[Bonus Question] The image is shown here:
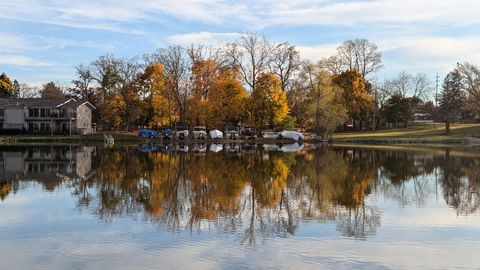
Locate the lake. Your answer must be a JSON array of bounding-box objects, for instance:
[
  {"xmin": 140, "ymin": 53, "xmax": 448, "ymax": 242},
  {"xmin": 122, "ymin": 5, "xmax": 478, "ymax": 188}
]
[{"xmin": 0, "ymin": 143, "xmax": 479, "ymax": 269}]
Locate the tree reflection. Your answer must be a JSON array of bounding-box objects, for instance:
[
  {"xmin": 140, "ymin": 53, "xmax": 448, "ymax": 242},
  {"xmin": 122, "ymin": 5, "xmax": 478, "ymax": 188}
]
[
  {"xmin": 437, "ymin": 150, "xmax": 480, "ymax": 215},
  {"xmin": 1, "ymin": 144, "xmax": 479, "ymax": 244}
]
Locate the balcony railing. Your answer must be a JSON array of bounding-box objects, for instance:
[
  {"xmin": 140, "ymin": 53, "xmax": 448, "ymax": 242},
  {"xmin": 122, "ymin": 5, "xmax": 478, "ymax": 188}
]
[{"xmin": 25, "ymin": 112, "xmax": 77, "ymax": 118}]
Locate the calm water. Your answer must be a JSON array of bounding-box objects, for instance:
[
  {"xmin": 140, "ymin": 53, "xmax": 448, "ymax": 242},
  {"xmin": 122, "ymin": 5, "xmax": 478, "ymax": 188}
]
[{"xmin": 0, "ymin": 143, "xmax": 479, "ymax": 270}]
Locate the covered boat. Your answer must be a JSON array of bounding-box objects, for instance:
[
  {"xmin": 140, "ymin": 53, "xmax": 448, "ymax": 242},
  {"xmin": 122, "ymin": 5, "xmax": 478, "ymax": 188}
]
[{"xmin": 209, "ymin": 129, "xmax": 223, "ymax": 139}]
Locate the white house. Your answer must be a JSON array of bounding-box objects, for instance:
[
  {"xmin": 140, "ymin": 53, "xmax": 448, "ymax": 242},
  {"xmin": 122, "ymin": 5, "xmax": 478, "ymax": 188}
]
[{"xmin": 0, "ymin": 98, "xmax": 96, "ymax": 135}]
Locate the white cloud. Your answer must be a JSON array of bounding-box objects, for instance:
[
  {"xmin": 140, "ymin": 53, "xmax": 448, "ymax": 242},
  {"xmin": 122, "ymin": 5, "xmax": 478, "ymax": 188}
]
[
  {"xmin": 1, "ymin": 0, "xmax": 480, "ymax": 31},
  {"xmin": 167, "ymin": 32, "xmax": 241, "ymax": 46},
  {"xmin": 0, "ymin": 55, "xmax": 56, "ymax": 67},
  {"xmin": 0, "ymin": 0, "xmax": 250, "ymax": 32},
  {"xmin": 1, "ymin": 0, "xmax": 479, "ymax": 83},
  {"xmin": 294, "ymin": 36, "xmax": 480, "ymax": 76},
  {"xmin": 296, "ymin": 44, "xmax": 338, "ymax": 61},
  {"xmin": 380, "ymin": 36, "xmax": 480, "ymax": 74},
  {"xmin": 261, "ymin": 0, "xmax": 480, "ymax": 27},
  {"xmin": 0, "ymin": 33, "xmax": 33, "ymax": 53}
]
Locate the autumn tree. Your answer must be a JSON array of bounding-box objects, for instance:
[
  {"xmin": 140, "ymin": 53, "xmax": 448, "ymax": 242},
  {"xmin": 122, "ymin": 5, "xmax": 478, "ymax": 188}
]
[
  {"xmin": 320, "ymin": 39, "xmax": 382, "ymax": 77},
  {"xmin": 270, "ymin": 42, "xmax": 301, "ymax": 92},
  {"xmin": 333, "ymin": 70, "xmax": 374, "ymax": 129},
  {"xmin": 385, "ymin": 72, "xmax": 431, "ymax": 99},
  {"xmin": 457, "ymin": 62, "xmax": 480, "ymax": 116},
  {"xmin": 71, "ymin": 64, "xmax": 96, "ymax": 102},
  {"xmin": 438, "ymin": 69, "xmax": 466, "ymax": 133},
  {"xmin": 0, "ymin": 72, "xmax": 14, "ymax": 98},
  {"xmin": 224, "ymin": 32, "xmax": 272, "ymax": 91},
  {"xmin": 287, "ymin": 61, "xmax": 312, "ymax": 127},
  {"xmin": 86, "ymin": 55, "xmax": 144, "ymax": 130},
  {"xmin": 208, "ymin": 69, "xmax": 248, "ymax": 127},
  {"xmin": 140, "ymin": 63, "xmax": 172, "ymax": 127},
  {"xmin": 16, "ymin": 83, "xmax": 38, "ymax": 98},
  {"xmin": 151, "ymin": 45, "xmax": 192, "ymax": 124},
  {"xmin": 111, "ymin": 57, "xmax": 143, "ymax": 130},
  {"xmin": 187, "ymin": 59, "xmax": 219, "ymax": 126},
  {"xmin": 90, "ymin": 54, "xmax": 121, "ymax": 104},
  {"xmin": 307, "ymin": 71, "xmax": 347, "ymax": 139},
  {"xmin": 249, "ymin": 73, "xmax": 289, "ymax": 129},
  {"xmin": 40, "ymin": 82, "xmax": 65, "ymax": 98}
]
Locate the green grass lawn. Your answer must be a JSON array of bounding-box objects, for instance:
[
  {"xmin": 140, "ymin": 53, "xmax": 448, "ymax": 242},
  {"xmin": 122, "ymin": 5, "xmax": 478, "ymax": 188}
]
[
  {"xmin": 332, "ymin": 123, "xmax": 480, "ymax": 144},
  {"xmin": 0, "ymin": 132, "xmax": 144, "ymax": 144}
]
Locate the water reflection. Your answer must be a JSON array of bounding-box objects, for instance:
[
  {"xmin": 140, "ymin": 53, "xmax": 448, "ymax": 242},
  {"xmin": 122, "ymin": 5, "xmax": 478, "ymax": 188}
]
[{"xmin": 0, "ymin": 144, "xmax": 479, "ymax": 243}]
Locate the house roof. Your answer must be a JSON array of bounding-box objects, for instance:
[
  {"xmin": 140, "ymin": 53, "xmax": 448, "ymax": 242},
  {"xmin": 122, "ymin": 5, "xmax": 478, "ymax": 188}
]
[{"xmin": 0, "ymin": 98, "xmax": 95, "ymax": 109}]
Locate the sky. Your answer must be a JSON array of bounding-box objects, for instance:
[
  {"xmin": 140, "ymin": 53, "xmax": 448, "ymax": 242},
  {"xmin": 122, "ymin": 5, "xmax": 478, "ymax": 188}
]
[{"xmin": 1, "ymin": 0, "xmax": 480, "ymax": 87}]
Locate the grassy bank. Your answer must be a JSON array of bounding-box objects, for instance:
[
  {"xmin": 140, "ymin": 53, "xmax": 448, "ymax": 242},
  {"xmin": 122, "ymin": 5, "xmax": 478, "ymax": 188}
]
[
  {"xmin": 0, "ymin": 132, "xmax": 145, "ymax": 145},
  {"xmin": 2, "ymin": 123, "xmax": 480, "ymax": 146},
  {"xmin": 332, "ymin": 123, "xmax": 480, "ymax": 145}
]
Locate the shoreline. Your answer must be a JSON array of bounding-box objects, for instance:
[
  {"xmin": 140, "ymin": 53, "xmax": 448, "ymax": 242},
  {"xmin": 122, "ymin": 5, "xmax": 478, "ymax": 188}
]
[{"xmin": 1, "ymin": 133, "xmax": 479, "ymax": 147}]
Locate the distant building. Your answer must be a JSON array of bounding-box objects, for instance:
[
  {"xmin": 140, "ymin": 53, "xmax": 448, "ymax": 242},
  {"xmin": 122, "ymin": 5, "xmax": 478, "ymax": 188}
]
[
  {"xmin": 414, "ymin": 113, "xmax": 433, "ymax": 123},
  {"xmin": 0, "ymin": 98, "xmax": 95, "ymax": 135}
]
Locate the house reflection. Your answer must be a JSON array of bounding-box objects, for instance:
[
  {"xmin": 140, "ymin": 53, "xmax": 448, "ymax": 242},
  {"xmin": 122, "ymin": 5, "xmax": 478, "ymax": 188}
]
[{"xmin": 0, "ymin": 146, "xmax": 94, "ymax": 193}]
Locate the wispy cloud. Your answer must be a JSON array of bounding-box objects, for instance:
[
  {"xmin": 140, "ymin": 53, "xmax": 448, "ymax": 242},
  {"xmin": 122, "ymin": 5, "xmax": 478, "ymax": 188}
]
[
  {"xmin": 380, "ymin": 36, "xmax": 480, "ymax": 74},
  {"xmin": 258, "ymin": 0, "xmax": 480, "ymax": 27},
  {"xmin": 1, "ymin": 0, "xmax": 479, "ymax": 84},
  {"xmin": 0, "ymin": 55, "xmax": 57, "ymax": 67},
  {"xmin": 167, "ymin": 32, "xmax": 241, "ymax": 46}
]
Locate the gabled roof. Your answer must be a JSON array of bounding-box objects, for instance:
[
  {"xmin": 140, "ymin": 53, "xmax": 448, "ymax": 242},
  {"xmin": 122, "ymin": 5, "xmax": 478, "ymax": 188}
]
[{"xmin": 0, "ymin": 98, "xmax": 95, "ymax": 109}]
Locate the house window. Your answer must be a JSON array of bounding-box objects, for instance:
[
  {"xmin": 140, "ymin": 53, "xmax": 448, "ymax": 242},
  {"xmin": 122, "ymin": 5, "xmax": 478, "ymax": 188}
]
[
  {"xmin": 40, "ymin": 108, "xmax": 51, "ymax": 117},
  {"xmin": 0, "ymin": 109, "xmax": 4, "ymax": 117},
  {"xmin": 29, "ymin": 108, "xmax": 39, "ymax": 117}
]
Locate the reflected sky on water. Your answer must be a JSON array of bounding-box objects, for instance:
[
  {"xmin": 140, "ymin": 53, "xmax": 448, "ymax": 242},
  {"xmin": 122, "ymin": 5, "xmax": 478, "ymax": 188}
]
[{"xmin": 0, "ymin": 144, "xmax": 479, "ymax": 269}]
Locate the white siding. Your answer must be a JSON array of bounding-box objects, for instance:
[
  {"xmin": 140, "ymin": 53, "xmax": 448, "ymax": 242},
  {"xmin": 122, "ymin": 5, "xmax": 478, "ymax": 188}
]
[
  {"xmin": 75, "ymin": 104, "xmax": 93, "ymax": 134},
  {"xmin": 4, "ymin": 108, "xmax": 24, "ymax": 124}
]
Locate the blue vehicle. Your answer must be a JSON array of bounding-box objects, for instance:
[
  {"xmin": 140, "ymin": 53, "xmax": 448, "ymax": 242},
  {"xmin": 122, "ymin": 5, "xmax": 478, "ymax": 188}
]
[
  {"xmin": 161, "ymin": 128, "xmax": 174, "ymax": 139},
  {"xmin": 138, "ymin": 128, "xmax": 158, "ymax": 139},
  {"xmin": 138, "ymin": 143, "xmax": 158, "ymax": 153}
]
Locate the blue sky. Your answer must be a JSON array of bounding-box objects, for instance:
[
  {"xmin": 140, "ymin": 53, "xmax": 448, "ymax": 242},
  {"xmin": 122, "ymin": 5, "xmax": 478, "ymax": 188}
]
[{"xmin": 1, "ymin": 0, "xmax": 479, "ymax": 86}]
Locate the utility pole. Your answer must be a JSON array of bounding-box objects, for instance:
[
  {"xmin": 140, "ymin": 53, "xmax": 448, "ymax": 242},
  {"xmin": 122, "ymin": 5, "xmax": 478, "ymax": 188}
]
[
  {"xmin": 434, "ymin": 73, "xmax": 439, "ymax": 130},
  {"xmin": 435, "ymin": 73, "xmax": 439, "ymax": 107}
]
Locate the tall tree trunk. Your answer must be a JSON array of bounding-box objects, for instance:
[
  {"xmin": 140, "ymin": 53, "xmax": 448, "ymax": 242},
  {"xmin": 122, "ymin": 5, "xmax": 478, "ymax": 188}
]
[{"xmin": 445, "ymin": 121, "xmax": 450, "ymax": 134}]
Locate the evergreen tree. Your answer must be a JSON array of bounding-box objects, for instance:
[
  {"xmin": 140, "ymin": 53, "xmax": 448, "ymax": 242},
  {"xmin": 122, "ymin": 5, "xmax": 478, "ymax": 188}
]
[
  {"xmin": 40, "ymin": 82, "xmax": 65, "ymax": 98},
  {"xmin": 438, "ymin": 69, "xmax": 466, "ymax": 133},
  {"xmin": 12, "ymin": 80, "xmax": 20, "ymax": 98}
]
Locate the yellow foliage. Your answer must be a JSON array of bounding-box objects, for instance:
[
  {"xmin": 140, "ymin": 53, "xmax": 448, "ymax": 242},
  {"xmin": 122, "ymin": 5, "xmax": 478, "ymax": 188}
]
[
  {"xmin": 333, "ymin": 70, "xmax": 373, "ymax": 122},
  {"xmin": 144, "ymin": 63, "xmax": 175, "ymax": 127},
  {"xmin": 250, "ymin": 73, "xmax": 289, "ymax": 129}
]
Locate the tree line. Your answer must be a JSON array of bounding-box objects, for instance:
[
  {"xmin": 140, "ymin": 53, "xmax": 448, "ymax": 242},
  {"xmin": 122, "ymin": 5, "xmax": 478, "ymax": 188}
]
[{"xmin": 1, "ymin": 32, "xmax": 479, "ymax": 136}]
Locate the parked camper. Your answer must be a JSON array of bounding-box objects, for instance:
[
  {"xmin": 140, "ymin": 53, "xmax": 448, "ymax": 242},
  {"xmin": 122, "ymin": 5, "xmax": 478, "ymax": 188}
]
[
  {"xmin": 176, "ymin": 143, "xmax": 189, "ymax": 153},
  {"xmin": 241, "ymin": 127, "xmax": 257, "ymax": 140},
  {"xmin": 225, "ymin": 125, "xmax": 240, "ymax": 139},
  {"xmin": 262, "ymin": 131, "xmax": 280, "ymax": 139},
  {"xmin": 193, "ymin": 143, "xmax": 207, "ymax": 154},
  {"xmin": 193, "ymin": 126, "xmax": 207, "ymax": 139},
  {"xmin": 175, "ymin": 124, "xmax": 189, "ymax": 139}
]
